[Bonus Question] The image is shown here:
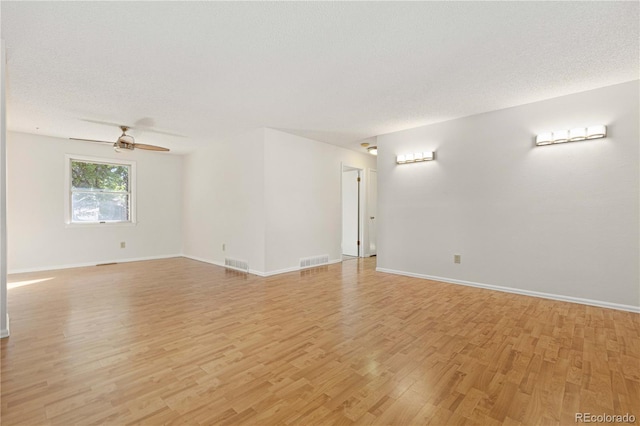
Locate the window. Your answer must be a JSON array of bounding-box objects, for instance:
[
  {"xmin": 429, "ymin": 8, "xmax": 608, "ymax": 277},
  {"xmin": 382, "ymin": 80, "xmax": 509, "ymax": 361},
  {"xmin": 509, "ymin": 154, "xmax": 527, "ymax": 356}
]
[{"xmin": 65, "ymin": 155, "xmax": 136, "ymax": 225}]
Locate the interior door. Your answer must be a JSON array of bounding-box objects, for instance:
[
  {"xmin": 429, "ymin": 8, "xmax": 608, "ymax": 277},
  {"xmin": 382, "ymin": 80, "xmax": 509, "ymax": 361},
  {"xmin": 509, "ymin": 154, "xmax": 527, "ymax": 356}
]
[
  {"xmin": 342, "ymin": 169, "xmax": 359, "ymax": 257},
  {"xmin": 368, "ymin": 169, "xmax": 377, "ymax": 256}
]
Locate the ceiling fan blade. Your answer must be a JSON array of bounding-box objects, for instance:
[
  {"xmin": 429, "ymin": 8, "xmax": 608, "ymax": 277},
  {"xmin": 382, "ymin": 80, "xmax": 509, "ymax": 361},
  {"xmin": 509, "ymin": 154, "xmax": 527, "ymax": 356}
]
[
  {"xmin": 131, "ymin": 118, "xmax": 186, "ymax": 138},
  {"xmin": 140, "ymin": 128, "xmax": 186, "ymax": 138},
  {"xmin": 80, "ymin": 117, "xmax": 186, "ymax": 138},
  {"xmin": 133, "ymin": 117, "xmax": 156, "ymax": 128},
  {"xmin": 134, "ymin": 143, "xmax": 170, "ymax": 152},
  {"xmin": 70, "ymin": 137, "xmax": 114, "ymax": 144},
  {"xmin": 80, "ymin": 118, "xmax": 125, "ymax": 127}
]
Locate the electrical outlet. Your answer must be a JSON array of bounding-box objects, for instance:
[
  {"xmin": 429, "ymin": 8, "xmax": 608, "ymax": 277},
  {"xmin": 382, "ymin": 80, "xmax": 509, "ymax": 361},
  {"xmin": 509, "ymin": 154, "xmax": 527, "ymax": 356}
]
[
  {"xmin": 454, "ymin": 254, "xmax": 461, "ymax": 264},
  {"xmin": 222, "ymin": 243, "xmax": 226, "ymax": 251},
  {"xmin": 120, "ymin": 242, "xmax": 126, "ymax": 249}
]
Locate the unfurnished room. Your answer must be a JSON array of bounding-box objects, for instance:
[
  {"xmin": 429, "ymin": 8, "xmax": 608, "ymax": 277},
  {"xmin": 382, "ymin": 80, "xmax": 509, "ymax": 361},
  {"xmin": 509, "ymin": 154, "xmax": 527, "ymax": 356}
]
[{"xmin": 0, "ymin": 1, "xmax": 639, "ymax": 425}]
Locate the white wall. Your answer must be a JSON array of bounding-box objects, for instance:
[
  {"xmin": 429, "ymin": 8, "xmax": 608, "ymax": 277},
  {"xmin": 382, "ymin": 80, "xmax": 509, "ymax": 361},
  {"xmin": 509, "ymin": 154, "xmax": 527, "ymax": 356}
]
[
  {"xmin": 182, "ymin": 127, "xmax": 376, "ymax": 275},
  {"xmin": 182, "ymin": 128, "xmax": 266, "ymax": 272},
  {"xmin": 377, "ymin": 80, "xmax": 639, "ymax": 310},
  {"xmin": 263, "ymin": 128, "xmax": 376, "ymax": 273},
  {"xmin": 1, "ymin": 40, "xmax": 8, "ymax": 337},
  {"xmin": 6, "ymin": 132, "xmax": 183, "ymax": 272}
]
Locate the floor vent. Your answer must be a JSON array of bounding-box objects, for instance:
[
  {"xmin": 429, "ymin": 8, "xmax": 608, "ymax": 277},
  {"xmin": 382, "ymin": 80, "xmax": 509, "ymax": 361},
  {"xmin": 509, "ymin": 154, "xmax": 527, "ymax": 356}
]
[
  {"xmin": 300, "ymin": 254, "xmax": 330, "ymax": 269},
  {"xmin": 224, "ymin": 257, "xmax": 249, "ymax": 273}
]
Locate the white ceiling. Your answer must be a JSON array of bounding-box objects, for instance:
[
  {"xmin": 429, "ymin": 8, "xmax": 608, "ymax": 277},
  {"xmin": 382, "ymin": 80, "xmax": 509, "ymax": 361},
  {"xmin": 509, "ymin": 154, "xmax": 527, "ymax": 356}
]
[{"xmin": 1, "ymin": 1, "xmax": 638, "ymax": 154}]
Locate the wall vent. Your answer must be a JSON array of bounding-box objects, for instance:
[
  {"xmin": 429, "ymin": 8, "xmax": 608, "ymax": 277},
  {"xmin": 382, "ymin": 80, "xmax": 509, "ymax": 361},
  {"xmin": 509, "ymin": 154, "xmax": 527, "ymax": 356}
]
[
  {"xmin": 224, "ymin": 257, "xmax": 249, "ymax": 273},
  {"xmin": 299, "ymin": 254, "xmax": 330, "ymax": 269}
]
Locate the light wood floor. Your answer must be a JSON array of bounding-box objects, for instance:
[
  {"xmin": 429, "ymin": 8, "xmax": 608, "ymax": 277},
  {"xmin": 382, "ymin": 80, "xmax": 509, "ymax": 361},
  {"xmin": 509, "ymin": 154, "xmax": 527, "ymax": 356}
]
[{"xmin": 2, "ymin": 258, "xmax": 639, "ymax": 425}]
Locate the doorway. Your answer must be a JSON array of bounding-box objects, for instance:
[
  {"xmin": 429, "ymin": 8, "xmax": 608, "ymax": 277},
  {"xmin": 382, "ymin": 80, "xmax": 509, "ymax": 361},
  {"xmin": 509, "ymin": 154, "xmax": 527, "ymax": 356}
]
[{"xmin": 342, "ymin": 166, "xmax": 361, "ymax": 259}]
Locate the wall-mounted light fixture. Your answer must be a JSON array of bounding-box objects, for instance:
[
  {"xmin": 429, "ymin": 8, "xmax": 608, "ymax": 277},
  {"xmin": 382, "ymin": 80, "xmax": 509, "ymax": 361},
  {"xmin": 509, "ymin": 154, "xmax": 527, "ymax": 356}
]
[
  {"xmin": 536, "ymin": 125, "xmax": 606, "ymax": 146},
  {"xmin": 586, "ymin": 125, "xmax": 606, "ymax": 139},
  {"xmin": 396, "ymin": 151, "xmax": 435, "ymax": 164}
]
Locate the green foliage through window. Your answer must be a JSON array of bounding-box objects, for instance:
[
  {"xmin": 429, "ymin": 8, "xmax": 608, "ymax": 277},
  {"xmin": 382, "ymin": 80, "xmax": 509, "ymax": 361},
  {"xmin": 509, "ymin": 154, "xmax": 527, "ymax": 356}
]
[
  {"xmin": 70, "ymin": 160, "xmax": 132, "ymax": 223},
  {"xmin": 71, "ymin": 161, "xmax": 129, "ymax": 192}
]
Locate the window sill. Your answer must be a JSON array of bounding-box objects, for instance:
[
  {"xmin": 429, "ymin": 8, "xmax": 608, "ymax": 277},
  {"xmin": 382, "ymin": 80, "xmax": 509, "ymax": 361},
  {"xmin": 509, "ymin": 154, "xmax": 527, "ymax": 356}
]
[{"xmin": 65, "ymin": 222, "xmax": 137, "ymax": 229}]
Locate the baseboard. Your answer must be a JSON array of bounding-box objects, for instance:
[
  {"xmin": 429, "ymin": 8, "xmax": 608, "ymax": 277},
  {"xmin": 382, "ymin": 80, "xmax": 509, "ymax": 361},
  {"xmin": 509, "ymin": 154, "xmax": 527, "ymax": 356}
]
[
  {"xmin": 182, "ymin": 254, "xmax": 342, "ymax": 277},
  {"xmin": 376, "ymin": 267, "xmax": 640, "ymax": 313},
  {"xmin": 182, "ymin": 254, "xmax": 262, "ymax": 275},
  {"xmin": 0, "ymin": 314, "xmax": 9, "ymax": 338},
  {"xmin": 8, "ymin": 254, "xmax": 183, "ymax": 275},
  {"xmin": 260, "ymin": 259, "xmax": 342, "ymax": 277},
  {"xmin": 262, "ymin": 259, "xmax": 342, "ymax": 277},
  {"xmin": 181, "ymin": 254, "xmax": 225, "ymax": 268}
]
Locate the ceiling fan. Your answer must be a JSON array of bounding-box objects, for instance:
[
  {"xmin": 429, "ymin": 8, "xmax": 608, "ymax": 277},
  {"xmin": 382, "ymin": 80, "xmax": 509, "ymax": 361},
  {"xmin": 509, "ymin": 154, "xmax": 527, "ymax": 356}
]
[{"xmin": 70, "ymin": 126, "xmax": 170, "ymax": 152}]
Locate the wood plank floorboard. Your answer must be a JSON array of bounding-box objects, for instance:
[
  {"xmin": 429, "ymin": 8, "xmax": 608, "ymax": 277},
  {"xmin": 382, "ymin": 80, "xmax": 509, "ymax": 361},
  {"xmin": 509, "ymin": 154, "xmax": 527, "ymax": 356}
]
[{"xmin": 1, "ymin": 257, "xmax": 639, "ymax": 425}]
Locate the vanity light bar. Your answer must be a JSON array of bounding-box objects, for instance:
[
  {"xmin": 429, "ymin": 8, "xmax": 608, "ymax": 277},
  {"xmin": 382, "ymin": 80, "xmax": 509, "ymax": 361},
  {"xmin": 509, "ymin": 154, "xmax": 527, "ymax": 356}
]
[
  {"xmin": 536, "ymin": 125, "xmax": 606, "ymax": 146},
  {"xmin": 396, "ymin": 151, "xmax": 435, "ymax": 164}
]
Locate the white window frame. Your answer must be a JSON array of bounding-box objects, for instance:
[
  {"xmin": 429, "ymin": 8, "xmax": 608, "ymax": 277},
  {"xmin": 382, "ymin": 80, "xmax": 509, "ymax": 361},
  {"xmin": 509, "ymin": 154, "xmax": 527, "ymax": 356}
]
[{"xmin": 64, "ymin": 154, "xmax": 137, "ymax": 226}]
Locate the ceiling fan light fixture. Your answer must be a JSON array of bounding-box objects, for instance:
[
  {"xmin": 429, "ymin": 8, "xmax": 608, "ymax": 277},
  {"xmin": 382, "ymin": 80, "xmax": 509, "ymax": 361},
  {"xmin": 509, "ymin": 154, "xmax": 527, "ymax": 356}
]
[
  {"xmin": 367, "ymin": 146, "xmax": 378, "ymax": 156},
  {"xmin": 118, "ymin": 134, "xmax": 135, "ymax": 144}
]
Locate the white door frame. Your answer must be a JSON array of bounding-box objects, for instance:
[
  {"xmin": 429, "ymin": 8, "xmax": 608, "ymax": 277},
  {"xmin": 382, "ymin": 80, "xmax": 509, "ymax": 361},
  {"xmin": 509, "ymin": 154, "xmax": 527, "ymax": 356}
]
[
  {"xmin": 368, "ymin": 168, "xmax": 377, "ymax": 256},
  {"xmin": 341, "ymin": 163, "xmax": 366, "ymax": 258}
]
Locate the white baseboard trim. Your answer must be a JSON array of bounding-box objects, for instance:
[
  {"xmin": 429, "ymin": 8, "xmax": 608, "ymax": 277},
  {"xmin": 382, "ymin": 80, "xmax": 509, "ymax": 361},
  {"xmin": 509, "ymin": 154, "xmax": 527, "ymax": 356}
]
[
  {"xmin": 182, "ymin": 254, "xmax": 342, "ymax": 277},
  {"xmin": 1, "ymin": 314, "xmax": 9, "ymax": 338},
  {"xmin": 181, "ymin": 254, "xmax": 225, "ymax": 268},
  {"xmin": 261, "ymin": 259, "xmax": 342, "ymax": 277},
  {"xmin": 8, "ymin": 254, "xmax": 183, "ymax": 275},
  {"xmin": 254, "ymin": 267, "xmax": 293, "ymax": 277},
  {"xmin": 183, "ymin": 254, "xmax": 260, "ymax": 275},
  {"xmin": 376, "ymin": 267, "xmax": 640, "ymax": 313},
  {"xmin": 183, "ymin": 254, "xmax": 265, "ymax": 276}
]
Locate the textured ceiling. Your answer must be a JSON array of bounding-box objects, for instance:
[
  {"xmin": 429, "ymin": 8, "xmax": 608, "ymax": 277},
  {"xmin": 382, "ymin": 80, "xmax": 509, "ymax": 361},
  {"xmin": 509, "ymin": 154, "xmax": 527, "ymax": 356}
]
[{"xmin": 1, "ymin": 1, "xmax": 638, "ymax": 154}]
